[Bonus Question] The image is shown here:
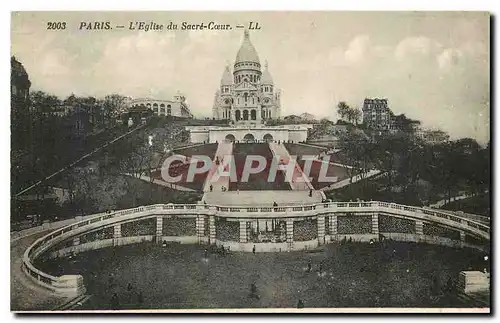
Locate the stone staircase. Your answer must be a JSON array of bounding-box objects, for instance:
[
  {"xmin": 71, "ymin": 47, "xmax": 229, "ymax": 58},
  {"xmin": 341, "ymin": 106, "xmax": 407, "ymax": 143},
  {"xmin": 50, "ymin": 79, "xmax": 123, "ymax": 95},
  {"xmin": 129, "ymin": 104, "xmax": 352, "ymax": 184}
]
[
  {"xmin": 268, "ymin": 142, "xmax": 313, "ymax": 191},
  {"xmin": 203, "ymin": 142, "xmax": 234, "ymax": 193}
]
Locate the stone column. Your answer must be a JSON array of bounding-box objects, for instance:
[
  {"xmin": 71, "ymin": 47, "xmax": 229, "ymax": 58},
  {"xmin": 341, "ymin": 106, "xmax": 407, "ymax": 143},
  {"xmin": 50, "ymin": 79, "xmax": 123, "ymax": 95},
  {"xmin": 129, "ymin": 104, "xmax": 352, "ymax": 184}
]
[
  {"xmin": 113, "ymin": 224, "xmax": 121, "ymax": 238},
  {"xmin": 196, "ymin": 215, "xmax": 205, "ymax": 242},
  {"xmin": 317, "ymin": 216, "xmax": 325, "ymax": 245},
  {"xmin": 415, "ymin": 220, "xmax": 424, "ymax": 235},
  {"xmin": 371, "ymin": 213, "xmax": 379, "ymax": 234},
  {"xmin": 73, "ymin": 236, "xmax": 80, "ymax": 246},
  {"xmin": 239, "ymin": 220, "xmax": 247, "ymax": 243},
  {"xmin": 156, "ymin": 216, "xmax": 163, "ymax": 243},
  {"xmin": 330, "ymin": 215, "xmax": 337, "ymax": 235},
  {"xmin": 209, "ymin": 216, "xmax": 216, "ymax": 244},
  {"xmin": 286, "ymin": 219, "xmax": 294, "ymax": 245}
]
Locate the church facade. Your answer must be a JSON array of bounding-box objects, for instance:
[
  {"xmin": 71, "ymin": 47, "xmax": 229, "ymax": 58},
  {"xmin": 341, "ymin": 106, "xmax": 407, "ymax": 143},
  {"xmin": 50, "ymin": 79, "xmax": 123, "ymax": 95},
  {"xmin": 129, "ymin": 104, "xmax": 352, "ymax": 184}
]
[
  {"xmin": 187, "ymin": 31, "xmax": 308, "ymax": 144},
  {"xmin": 212, "ymin": 30, "xmax": 281, "ymax": 126}
]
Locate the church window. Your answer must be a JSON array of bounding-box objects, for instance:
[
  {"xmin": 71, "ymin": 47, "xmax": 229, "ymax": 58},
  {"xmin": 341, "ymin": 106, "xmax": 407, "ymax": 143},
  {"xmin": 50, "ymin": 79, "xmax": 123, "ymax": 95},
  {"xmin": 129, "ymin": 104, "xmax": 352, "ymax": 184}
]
[{"xmin": 167, "ymin": 104, "xmax": 171, "ymax": 116}]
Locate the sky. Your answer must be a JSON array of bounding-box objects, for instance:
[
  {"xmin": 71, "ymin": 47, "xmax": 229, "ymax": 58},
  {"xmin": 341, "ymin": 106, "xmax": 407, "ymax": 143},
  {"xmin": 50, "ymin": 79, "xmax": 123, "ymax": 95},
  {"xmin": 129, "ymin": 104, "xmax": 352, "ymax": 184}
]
[{"xmin": 11, "ymin": 11, "xmax": 490, "ymax": 143}]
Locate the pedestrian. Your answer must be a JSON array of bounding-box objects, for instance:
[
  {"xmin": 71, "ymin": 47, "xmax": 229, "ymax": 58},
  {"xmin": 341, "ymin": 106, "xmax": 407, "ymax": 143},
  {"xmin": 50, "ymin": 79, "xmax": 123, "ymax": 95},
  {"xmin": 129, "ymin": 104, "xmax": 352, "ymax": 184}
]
[
  {"xmin": 110, "ymin": 292, "xmax": 119, "ymax": 309},
  {"xmin": 253, "ymin": 245, "xmax": 256, "ymax": 254},
  {"xmin": 210, "ymin": 184, "xmax": 213, "ymax": 192},
  {"xmin": 137, "ymin": 291, "xmax": 144, "ymax": 305},
  {"xmin": 297, "ymin": 299, "xmax": 304, "ymax": 308},
  {"xmin": 309, "ymin": 189, "xmax": 313, "ymax": 197},
  {"xmin": 307, "ymin": 259, "xmax": 312, "ymax": 273}
]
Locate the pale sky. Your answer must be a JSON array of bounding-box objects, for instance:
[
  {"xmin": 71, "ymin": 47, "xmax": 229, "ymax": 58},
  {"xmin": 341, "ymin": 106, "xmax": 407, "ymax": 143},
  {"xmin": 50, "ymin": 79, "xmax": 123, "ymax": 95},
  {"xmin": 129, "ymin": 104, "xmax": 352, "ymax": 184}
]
[{"xmin": 11, "ymin": 11, "xmax": 490, "ymax": 143}]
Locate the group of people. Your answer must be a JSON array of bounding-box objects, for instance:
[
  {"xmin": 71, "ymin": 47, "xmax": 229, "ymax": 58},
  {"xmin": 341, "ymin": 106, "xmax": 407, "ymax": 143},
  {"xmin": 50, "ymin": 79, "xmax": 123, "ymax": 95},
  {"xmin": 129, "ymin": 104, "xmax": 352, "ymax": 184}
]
[
  {"xmin": 204, "ymin": 245, "xmax": 231, "ymax": 258},
  {"xmin": 247, "ymin": 281, "xmax": 305, "ymax": 309}
]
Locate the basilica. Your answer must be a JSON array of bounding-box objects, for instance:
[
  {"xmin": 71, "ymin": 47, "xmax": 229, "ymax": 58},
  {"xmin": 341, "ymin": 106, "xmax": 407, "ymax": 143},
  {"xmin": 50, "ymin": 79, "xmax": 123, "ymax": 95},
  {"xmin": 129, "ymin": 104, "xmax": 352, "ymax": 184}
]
[
  {"xmin": 212, "ymin": 30, "xmax": 281, "ymax": 125},
  {"xmin": 188, "ymin": 30, "xmax": 308, "ymax": 144}
]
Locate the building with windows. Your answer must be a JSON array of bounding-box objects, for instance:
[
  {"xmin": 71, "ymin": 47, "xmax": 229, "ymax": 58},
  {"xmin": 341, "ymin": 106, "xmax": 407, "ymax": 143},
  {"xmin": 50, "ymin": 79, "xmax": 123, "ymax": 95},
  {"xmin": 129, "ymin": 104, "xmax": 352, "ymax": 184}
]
[
  {"xmin": 11, "ymin": 56, "xmax": 32, "ymax": 153},
  {"xmin": 212, "ymin": 30, "xmax": 281, "ymax": 125},
  {"xmin": 187, "ymin": 31, "xmax": 308, "ymax": 144},
  {"xmin": 415, "ymin": 129, "xmax": 450, "ymax": 144},
  {"xmin": 128, "ymin": 93, "xmax": 193, "ymax": 118},
  {"xmin": 362, "ymin": 98, "xmax": 394, "ymax": 130}
]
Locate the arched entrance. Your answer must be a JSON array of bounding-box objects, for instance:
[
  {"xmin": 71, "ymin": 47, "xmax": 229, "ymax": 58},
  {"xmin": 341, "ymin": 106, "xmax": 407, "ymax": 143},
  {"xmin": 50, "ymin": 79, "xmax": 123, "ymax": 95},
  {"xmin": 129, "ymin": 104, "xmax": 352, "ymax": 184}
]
[
  {"xmin": 235, "ymin": 110, "xmax": 241, "ymax": 121},
  {"xmin": 225, "ymin": 134, "xmax": 236, "ymax": 142},
  {"xmin": 243, "ymin": 110, "xmax": 249, "ymax": 120},
  {"xmin": 243, "ymin": 133, "xmax": 255, "ymax": 143},
  {"xmin": 263, "ymin": 133, "xmax": 274, "ymax": 142}
]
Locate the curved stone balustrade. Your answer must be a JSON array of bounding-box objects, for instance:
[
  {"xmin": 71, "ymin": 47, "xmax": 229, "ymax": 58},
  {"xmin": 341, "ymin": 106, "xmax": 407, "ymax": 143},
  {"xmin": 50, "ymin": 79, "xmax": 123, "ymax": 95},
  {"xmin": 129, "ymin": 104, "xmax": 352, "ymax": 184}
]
[{"xmin": 21, "ymin": 201, "xmax": 490, "ymax": 297}]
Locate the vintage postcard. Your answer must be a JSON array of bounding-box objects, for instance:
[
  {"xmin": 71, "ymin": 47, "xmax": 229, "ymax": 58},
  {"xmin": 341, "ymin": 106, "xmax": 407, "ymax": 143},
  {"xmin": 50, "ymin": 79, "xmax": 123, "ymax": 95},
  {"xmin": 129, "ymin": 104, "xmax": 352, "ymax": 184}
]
[{"xmin": 10, "ymin": 11, "xmax": 490, "ymax": 313}]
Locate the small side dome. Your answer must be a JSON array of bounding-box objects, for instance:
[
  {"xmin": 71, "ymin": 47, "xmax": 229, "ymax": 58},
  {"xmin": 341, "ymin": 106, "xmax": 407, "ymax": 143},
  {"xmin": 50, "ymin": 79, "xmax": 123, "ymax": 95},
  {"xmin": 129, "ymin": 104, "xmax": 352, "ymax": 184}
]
[
  {"xmin": 220, "ymin": 65, "xmax": 233, "ymax": 86},
  {"xmin": 261, "ymin": 60, "xmax": 273, "ymax": 85}
]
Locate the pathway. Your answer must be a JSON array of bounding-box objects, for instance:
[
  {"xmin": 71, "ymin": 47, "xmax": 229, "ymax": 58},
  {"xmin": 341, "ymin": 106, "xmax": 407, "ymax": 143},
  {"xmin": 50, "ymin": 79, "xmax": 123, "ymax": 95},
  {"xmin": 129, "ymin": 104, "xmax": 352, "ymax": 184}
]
[
  {"xmin": 429, "ymin": 190, "xmax": 489, "ymax": 208},
  {"xmin": 15, "ymin": 124, "xmax": 147, "ymax": 197},
  {"xmin": 11, "ymin": 231, "xmax": 70, "ymax": 311},
  {"xmin": 128, "ymin": 174, "xmax": 197, "ymax": 192},
  {"xmin": 202, "ymin": 142, "xmax": 234, "ymax": 193},
  {"xmin": 268, "ymin": 142, "xmax": 313, "ymax": 191},
  {"xmin": 320, "ymin": 169, "xmax": 381, "ymax": 191}
]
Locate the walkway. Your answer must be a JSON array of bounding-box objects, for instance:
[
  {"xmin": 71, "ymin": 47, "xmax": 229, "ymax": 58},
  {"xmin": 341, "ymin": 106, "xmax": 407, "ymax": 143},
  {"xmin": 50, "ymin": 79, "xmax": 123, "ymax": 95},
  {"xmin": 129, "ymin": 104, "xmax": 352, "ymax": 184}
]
[
  {"xmin": 320, "ymin": 169, "xmax": 381, "ymax": 191},
  {"xmin": 15, "ymin": 124, "xmax": 147, "ymax": 197},
  {"xmin": 131, "ymin": 174, "xmax": 197, "ymax": 192},
  {"xmin": 202, "ymin": 190, "xmax": 323, "ymax": 206},
  {"xmin": 11, "ymin": 231, "xmax": 69, "ymax": 311},
  {"xmin": 202, "ymin": 142, "xmax": 234, "ymax": 193},
  {"xmin": 429, "ymin": 190, "xmax": 489, "ymax": 208},
  {"xmin": 268, "ymin": 142, "xmax": 313, "ymax": 191}
]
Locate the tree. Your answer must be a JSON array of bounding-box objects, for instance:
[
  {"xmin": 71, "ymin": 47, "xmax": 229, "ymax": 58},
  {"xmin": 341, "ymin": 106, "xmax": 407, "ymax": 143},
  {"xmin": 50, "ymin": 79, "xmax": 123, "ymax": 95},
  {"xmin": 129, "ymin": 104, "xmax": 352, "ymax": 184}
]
[
  {"xmin": 337, "ymin": 102, "xmax": 350, "ymax": 122},
  {"xmin": 349, "ymin": 108, "xmax": 362, "ymax": 126},
  {"xmin": 337, "ymin": 130, "xmax": 373, "ymax": 187},
  {"xmin": 393, "ymin": 114, "xmax": 421, "ymax": 133}
]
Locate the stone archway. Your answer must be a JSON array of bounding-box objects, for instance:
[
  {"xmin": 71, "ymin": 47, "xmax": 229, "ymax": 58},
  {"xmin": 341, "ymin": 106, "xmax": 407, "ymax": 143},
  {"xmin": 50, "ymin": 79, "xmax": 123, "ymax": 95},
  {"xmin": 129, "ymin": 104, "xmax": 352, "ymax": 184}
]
[
  {"xmin": 243, "ymin": 133, "xmax": 255, "ymax": 143},
  {"xmin": 263, "ymin": 133, "xmax": 274, "ymax": 142},
  {"xmin": 235, "ymin": 110, "xmax": 241, "ymax": 121},
  {"xmin": 243, "ymin": 110, "xmax": 249, "ymax": 120},
  {"xmin": 251, "ymin": 109, "xmax": 257, "ymax": 120},
  {"xmin": 225, "ymin": 134, "xmax": 236, "ymax": 142}
]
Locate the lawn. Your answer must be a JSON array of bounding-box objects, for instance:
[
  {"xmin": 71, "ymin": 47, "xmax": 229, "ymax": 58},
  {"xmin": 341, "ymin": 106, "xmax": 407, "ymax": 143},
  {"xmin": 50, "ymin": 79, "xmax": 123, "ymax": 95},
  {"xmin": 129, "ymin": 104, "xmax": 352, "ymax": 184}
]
[{"xmin": 36, "ymin": 241, "xmax": 488, "ymax": 310}]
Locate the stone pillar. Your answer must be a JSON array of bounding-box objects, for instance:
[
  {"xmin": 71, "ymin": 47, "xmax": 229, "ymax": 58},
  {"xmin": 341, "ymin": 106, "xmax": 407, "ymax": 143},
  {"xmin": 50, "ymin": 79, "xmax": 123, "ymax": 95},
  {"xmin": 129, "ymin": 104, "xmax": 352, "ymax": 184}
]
[
  {"xmin": 317, "ymin": 216, "xmax": 325, "ymax": 245},
  {"xmin": 330, "ymin": 215, "xmax": 337, "ymax": 235},
  {"xmin": 286, "ymin": 219, "xmax": 294, "ymax": 245},
  {"xmin": 371, "ymin": 213, "xmax": 379, "ymax": 234},
  {"xmin": 239, "ymin": 221, "xmax": 247, "ymax": 243},
  {"xmin": 196, "ymin": 215, "xmax": 205, "ymax": 241},
  {"xmin": 209, "ymin": 216, "xmax": 216, "ymax": 244},
  {"xmin": 415, "ymin": 220, "xmax": 424, "ymax": 235},
  {"xmin": 113, "ymin": 224, "xmax": 121, "ymax": 238},
  {"xmin": 73, "ymin": 236, "xmax": 80, "ymax": 246},
  {"xmin": 156, "ymin": 216, "xmax": 163, "ymax": 243}
]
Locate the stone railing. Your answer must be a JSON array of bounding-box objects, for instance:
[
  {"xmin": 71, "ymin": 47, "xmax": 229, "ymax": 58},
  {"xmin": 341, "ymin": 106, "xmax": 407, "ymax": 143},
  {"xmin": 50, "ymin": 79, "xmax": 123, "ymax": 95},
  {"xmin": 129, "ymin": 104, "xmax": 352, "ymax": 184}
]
[{"xmin": 20, "ymin": 201, "xmax": 490, "ymax": 297}]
